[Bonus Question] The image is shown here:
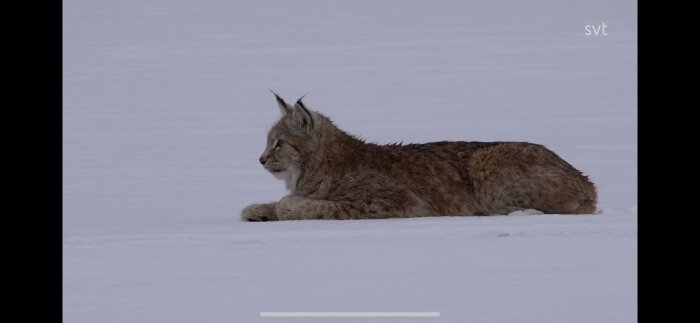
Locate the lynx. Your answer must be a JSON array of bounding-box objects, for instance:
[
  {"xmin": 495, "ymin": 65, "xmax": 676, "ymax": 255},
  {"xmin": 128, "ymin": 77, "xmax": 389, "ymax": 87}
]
[{"xmin": 241, "ymin": 93, "xmax": 597, "ymax": 221}]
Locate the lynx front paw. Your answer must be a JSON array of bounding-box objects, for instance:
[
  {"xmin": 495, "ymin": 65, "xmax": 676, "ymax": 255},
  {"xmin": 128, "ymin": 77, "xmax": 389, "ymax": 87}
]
[{"xmin": 241, "ymin": 203, "xmax": 278, "ymax": 222}]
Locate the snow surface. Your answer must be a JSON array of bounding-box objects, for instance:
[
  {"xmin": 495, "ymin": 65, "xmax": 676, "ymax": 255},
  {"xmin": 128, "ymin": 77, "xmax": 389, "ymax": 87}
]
[{"xmin": 63, "ymin": 0, "xmax": 637, "ymax": 322}]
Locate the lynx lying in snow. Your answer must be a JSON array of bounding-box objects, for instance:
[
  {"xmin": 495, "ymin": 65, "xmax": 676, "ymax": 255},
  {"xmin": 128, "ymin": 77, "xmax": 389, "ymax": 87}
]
[{"xmin": 241, "ymin": 93, "xmax": 597, "ymax": 221}]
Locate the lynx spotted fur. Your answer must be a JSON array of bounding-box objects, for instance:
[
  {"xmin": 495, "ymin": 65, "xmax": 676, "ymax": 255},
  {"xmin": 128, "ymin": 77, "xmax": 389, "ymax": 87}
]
[{"xmin": 241, "ymin": 93, "xmax": 596, "ymax": 221}]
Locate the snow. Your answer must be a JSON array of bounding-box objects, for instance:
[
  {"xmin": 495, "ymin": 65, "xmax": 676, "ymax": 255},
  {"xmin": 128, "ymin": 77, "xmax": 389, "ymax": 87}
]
[{"xmin": 63, "ymin": 0, "xmax": 637, "ymax": 322}]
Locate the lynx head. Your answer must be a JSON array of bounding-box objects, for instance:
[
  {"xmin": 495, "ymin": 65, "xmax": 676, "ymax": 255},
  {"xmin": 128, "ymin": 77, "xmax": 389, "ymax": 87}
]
[{"xmin": 259, "ymin": 92, "xmax": 321, "ymax": 190}]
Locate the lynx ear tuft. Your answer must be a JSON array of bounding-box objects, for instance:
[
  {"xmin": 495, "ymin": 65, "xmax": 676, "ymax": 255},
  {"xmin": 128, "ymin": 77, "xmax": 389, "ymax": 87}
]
[
  {"xmin": 270, "ymin": 89, "xmax": 291, "ymax": 115},
  {"xmin": 292, "ymin": 97, "xmax": 314, "ymax": 134}
]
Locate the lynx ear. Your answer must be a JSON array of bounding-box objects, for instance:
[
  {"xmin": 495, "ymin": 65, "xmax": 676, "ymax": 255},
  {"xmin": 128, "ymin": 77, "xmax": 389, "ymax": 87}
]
[
  {"xmin": 292, "ymin": 98, "xmax": 314, "ymax": 134},
  {"xmin": 270, "ymin": 90, "xmax": 291, "ymax": 115}
]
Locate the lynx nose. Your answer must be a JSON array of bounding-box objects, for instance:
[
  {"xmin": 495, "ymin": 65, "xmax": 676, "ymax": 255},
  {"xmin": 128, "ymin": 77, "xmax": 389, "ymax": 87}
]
[{"xmin": 259, "ymin": 156, "xmax": 267, "ymax": 165}]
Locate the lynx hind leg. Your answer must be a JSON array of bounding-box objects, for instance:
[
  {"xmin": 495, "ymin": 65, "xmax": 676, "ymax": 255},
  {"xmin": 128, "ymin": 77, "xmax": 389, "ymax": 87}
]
[
  {"xmin": 241, "ymin": 202, "xmax": 279, "ymax": 222},
  {"xmin": 470, "ymin": 144, "xmax": 597, "ymax": 215}
]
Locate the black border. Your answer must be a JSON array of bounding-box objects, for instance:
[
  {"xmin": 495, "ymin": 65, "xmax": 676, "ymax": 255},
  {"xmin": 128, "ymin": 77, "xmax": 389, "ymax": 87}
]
[
  {"xmin": 13, "ymin": 1, "xmax": 62, "ymax": 318},
  {"xmin": 51, "ymin": 0, "xmax": 63, "ymax": 320}
]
